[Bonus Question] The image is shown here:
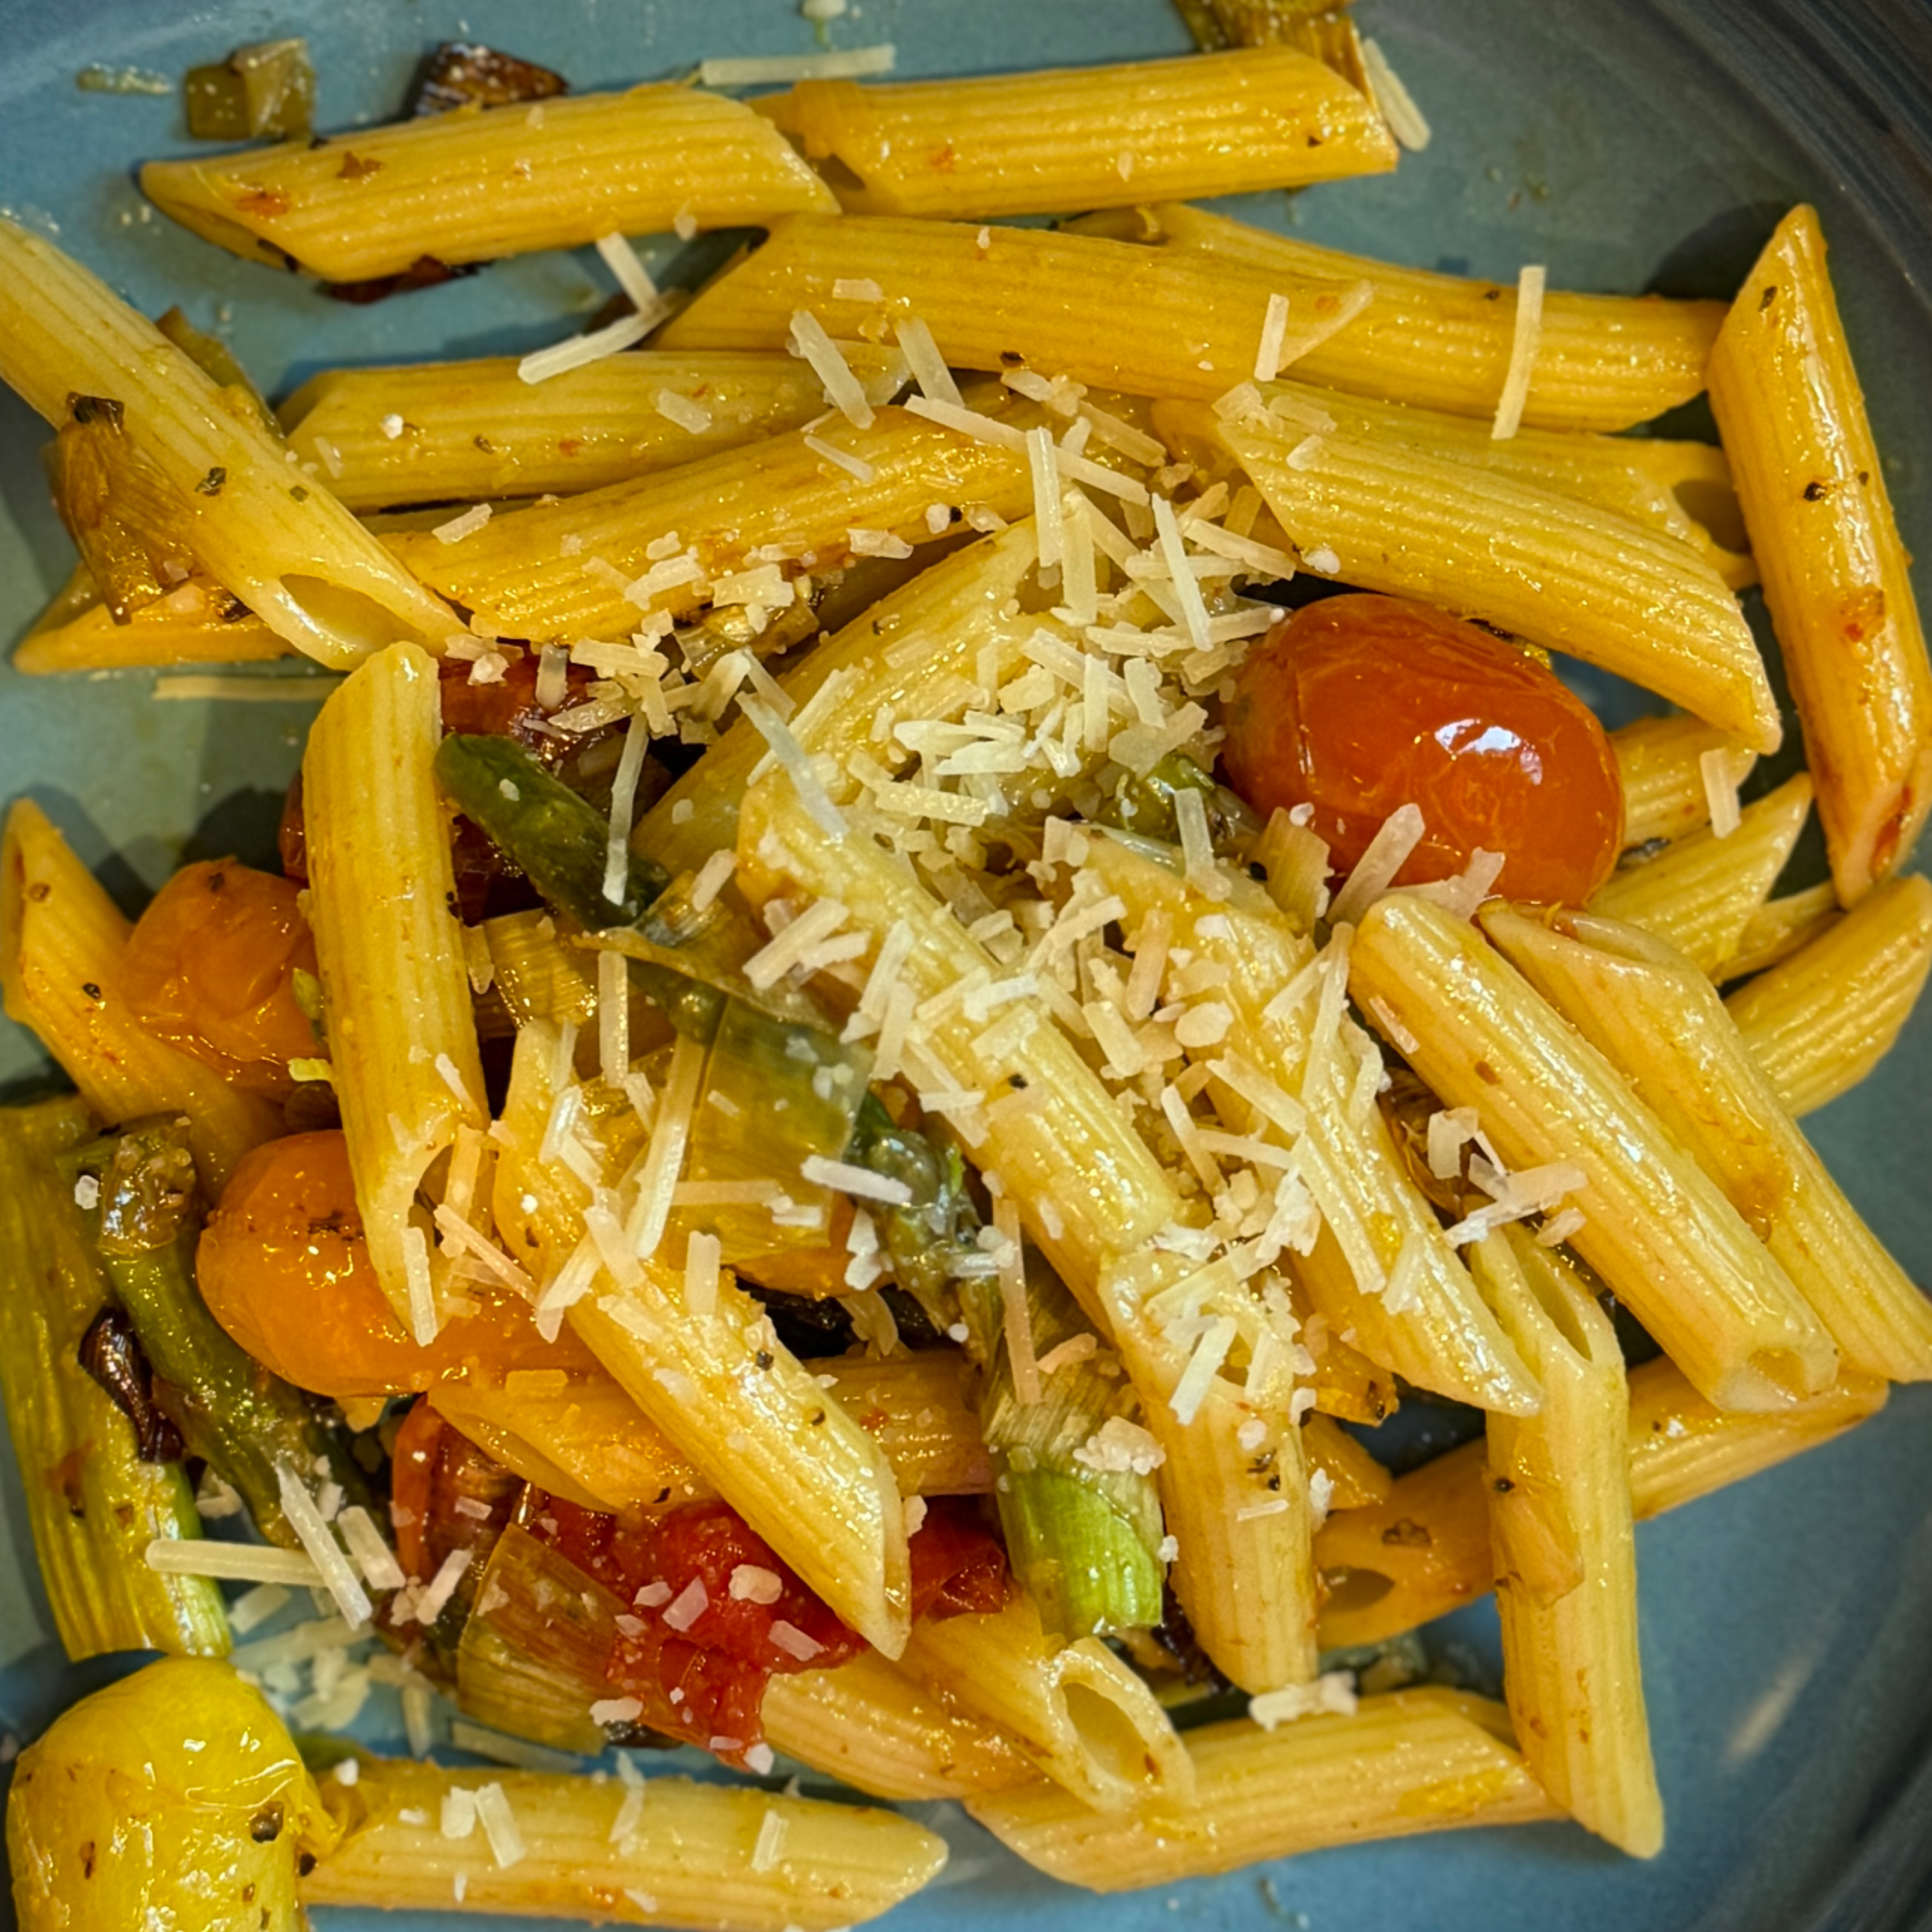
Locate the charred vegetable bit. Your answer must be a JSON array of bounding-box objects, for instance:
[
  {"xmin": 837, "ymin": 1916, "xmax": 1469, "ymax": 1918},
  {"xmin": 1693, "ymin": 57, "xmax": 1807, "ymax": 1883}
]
[
  {"xmin": 45, "ymin": 394, "xmax": 201, "ymax": 622},
  {"xmin": 79, "ymin": 1121, "xmax": 377, "ymax": 1553},
  {"xmin": 410, "ymin": 41, "xmax": 568, "ymax": 117},
  {"xmin": 843, "ymin": 1095, "xmax": 984, "ymax": 1325},
  {"xmin": 78, "ymin": 1307, "xmax": 184, "ymax": 1464},
  {"xmin": 319, "ymin": 256, "xmax": 481, "ymax": 305},
  {"xmin": 1102, "ymin": 751, "xmax": 1254, "ymax": 853},
  {"xmin": 183, "ymin": 38, "xmax": 316, "ymax": 140},
  {"xmin": 0, "ymin": 1099, "xmax": 227, "ymax": 1662}
]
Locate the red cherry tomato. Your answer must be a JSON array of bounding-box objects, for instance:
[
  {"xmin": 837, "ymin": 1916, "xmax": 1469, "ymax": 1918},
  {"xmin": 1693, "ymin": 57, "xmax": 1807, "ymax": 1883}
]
[{"xmin": 1222, "ymin": 594, "xmax": 1625, "ymax": 906}]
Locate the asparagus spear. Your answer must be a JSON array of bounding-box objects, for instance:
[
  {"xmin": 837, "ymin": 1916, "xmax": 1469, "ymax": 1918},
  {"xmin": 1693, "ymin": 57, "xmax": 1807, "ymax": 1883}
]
[
  {"xmin": 0, "ymin": 1097, "xmax": 228, "ymax": 1661},
  {"xmin": 82, "ymin": 1119, "xmax": 377, "ymax": 1551}
]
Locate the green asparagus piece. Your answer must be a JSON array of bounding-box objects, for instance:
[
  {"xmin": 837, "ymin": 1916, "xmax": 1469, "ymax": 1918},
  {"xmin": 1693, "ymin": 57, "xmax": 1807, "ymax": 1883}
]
[
  {"xmin": 975, "ymin": 1259, "xmax": 1165, "ymax": 1641},
  {"xmin": 82, "ymin": 1120, "xmax": 377, "ymax": 1551},
  {"xmin": 1101, "ymin": 752, "xmax": 1256, "ymax": 851},
  {"xmin": 0, "ymin": 1098, "xmax": 228, "ymax": 1662},
  {"xmin": 843, "ymin": 1096, "xmax": 983, "ymax": 1329},
  {"xmin": 435, "ymin": 734, "xmax": 669, "ymax": 931}
]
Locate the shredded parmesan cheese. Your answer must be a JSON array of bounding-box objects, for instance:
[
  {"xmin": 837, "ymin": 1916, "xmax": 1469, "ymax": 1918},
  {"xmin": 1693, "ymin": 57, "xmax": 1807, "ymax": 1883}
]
[
  {"xmin": 1492, "ymin": 264, "xmax": 1547, "ymax": 440},
  {"xmin": 518, "ymin": 310, "xmax": 652, "ymax": 386}
]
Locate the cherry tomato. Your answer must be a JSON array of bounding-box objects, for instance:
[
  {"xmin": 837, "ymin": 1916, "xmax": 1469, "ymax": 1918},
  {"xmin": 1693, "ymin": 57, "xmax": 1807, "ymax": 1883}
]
[
  {"xmin": 197, "ymin": 1130, "xmax": 600, "ymax": 1397},
  {"xmin": 1221, "ymin": 594, "xmax": 1625, "ymax": 907},
  {"xmin": 120, "ymin": 859, "xmax": 319, "ymax": 1098}
]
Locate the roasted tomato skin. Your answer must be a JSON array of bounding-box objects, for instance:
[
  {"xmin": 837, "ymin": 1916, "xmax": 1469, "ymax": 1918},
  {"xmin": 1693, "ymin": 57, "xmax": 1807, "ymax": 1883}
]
[
  {"xmin": 1222, "ymin": 594, "xmax": 1625, "ymax": 907},
  {"xmin": 120, "ymin": 859, "xmax": 319, "ymax": 1097},
  {"xmin": 197, "ymin": 1130, "xmax": 599, "ymax": 1397}
]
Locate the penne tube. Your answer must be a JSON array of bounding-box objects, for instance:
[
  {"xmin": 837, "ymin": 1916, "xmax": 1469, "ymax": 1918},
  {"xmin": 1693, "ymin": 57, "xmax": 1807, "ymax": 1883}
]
[
  {"xmin": 1350, "ymin": 894, "xmax": 1838, "ymax": 1411},
  {"xmin": 759, "ymin": 1649, "xmax": 1037, "ymax": 1801},
  {"xmin": 0, "ymin": 800, "xmax": 279, "ymax": 1189},
  {"xmin": 898, "ymin": 1593, "xmax": 1194, "ymax": 1814},
  {"xmin": 1474, "ymin": 1227, "xmax": 1663, "ymax": 1857},
  {"xmin": 1486, "ymin": 908, "xmax": 1932, "ymax": 1382},
  {"xmin": 13, "ymin": 569, "xmax": 288, "ymax": 674},
  {"xmin": 1183, "ymin": 400, "xmax": 1780, "ymax": 751},
  {"xmin": 302, "ymin": 643, "xmax": 486, "ymax": 1327},
  {"xmin": 385, "ymin": 406, "xmax": 1031, "ymax": 644},
  {"xmin": 735, "ymin": 773, "xmax": 1320, "ymax": 1694},
  {"xmin": 967, "ymin": 1688, "xmax": 1558, "ymax": 1890},
  {"xmin": 1314, "ymin": 1356, "xmax": 1887, "ymax": 1650},
  {"xmin": 637, "ymin": 519, "xmax": 1044, "ymax": 874},
  {"xmin": 1717, "ymin": 883, "xmax": 1840, "ymax": 984},
  {"xmin": 305, "ymin": 1758, "xmax": 946, "ymax": 1928},
  {"xmin": 1252, "ymin": 380, "xmax": 1754, "ymax": 588},
  {"xmin": 1611, "ymin": 713, "xmax": 1759, "ymax": 851},
  {"xmin": 1304, "ymin": 1412, "xmax": 1392, "ymax": 1509},
  {"xmin": 660, "ymin": 215, "xmax": 1410, "ymax": 406},
  {"xmin": 1589, "ymin": 772, "xmax": 1815, "ymax": 975},
  {"xmin": 492, "ymin": 1022, "xmax": 911, "ymax": 1659},
  {"xmin": 142, "ymin": 87, "xmax": 836, "ymax": 281},
  {"xmin": 0, "ymin": 220, "xmax": 454, "ymax": 670},
  {"xmin": 1085, "ymin": 837, "xmax": 1541, "ymax": 1417},
  {"xmin": 1074, "ymin": 201, "xmax": 1726, "ymax": 432},
  {"xmin": 758, "ymin": 48, "xmax": 1395, "ymax": 218},
  {"xmin": 1708, "ymin": 205, "xmax": 1932, "ymax": 905},
  {"xmin": 1728, "ymin": 873, "xmax": 1932, "ymax": 1119},
  {"xmin": 280, "ymin": 348, "xmax": 906, "ymax": 512},
  {"xmin": 431, "ymin": 1349, "xmax": 992, "ymax": 1515}
]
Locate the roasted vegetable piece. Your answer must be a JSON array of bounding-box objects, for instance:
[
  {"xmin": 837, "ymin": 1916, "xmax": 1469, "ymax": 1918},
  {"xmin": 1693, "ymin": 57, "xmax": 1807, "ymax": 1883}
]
[
  {"xmin": 198, "ymin": 1129, "xmax": 601, "ymax": 1397},
  {"xmin": 7, "ymin": 1658, "xmax": 333, "ymax": 1932},
  {"xmin": 1222, "ymin": 593, "xmax": 1625, "ymax": 905},
  {"xmin": 0, "ymin": 1098, "xmax": 227, "ymax": 1662},
  {"xmin": 183, "ymin": 39, "xmax": 316, "ymax": 140},
  {"xmin": 86, "ymin": 1120, "xmax": 375, "ymax": 1546},
  {"xmin": 120, "ymin": 859, "xmax": 320, "ymax": 1099}
]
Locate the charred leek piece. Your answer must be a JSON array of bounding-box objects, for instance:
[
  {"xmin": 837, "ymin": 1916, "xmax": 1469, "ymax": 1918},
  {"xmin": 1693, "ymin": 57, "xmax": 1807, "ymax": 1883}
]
[
  {"xmin": 455, "ymin": 1523, "xmax": 663, "ymax": 1756},
  {"xmin": 183, "ymin": 37, "xmax": 316, "ymax": 140},
  {"xmin": 976, "ymin": 1260, "xmax": 1165, "ymax": 1642},
  {"xmin": 0, "ymin": 1099, "xmax": 228, "ymax": 1662},
  {"xmin": 84, "ymin": 1119, "xmax": 376, "ymax": 1551}
]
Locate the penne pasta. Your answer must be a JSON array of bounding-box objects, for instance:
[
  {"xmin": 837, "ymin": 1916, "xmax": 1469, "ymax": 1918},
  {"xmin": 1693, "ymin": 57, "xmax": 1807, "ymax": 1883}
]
[
  {"xmin": 1350, "ymin": 894, "xmax": 1838, "ymax": 1412},
  {"xmin": 1708, "ymin": 205, "xmax": 1932, "ymax": 905},
  {"xmin": 1610, "ymin": 712, "xmax": 1759, "ymax": 851},
  {"xmin": 385, "ymin": 406, "xmax": 1032, "ymax": 644},
  {"xmin": 431, "ymin": 1349, "xmax": 992, "ymax": 1515},
  {"xmin": 659, "ymin": 214, "xmax": 1425, "ymax": 407},
  {"xmin": 735, "ymin": 772, "xmax": 1321, "ymax": 1694},
  {"xmin": 1085, "ymin": 836, "xmax": 1541, "ymax": 1417},
  {"xmin": 302, "ymin": 643, "xmax": 486, "ymax": 1330},
  {"xmin": 1252, "ymin": 380, "xmax": 1754, "ymax": 588},
  {"xmin": 759, "ymin": 1649, "xmax": 1037, "ymax": 1802},
  {"xmin": 899, "ymin": 1593, "xmax": 1195, "ymax": 1813},
  {"xmin": 1180, "ymin": 400, "xmax": 1782, "ymax": 751},
  {"xmin": 280, "ymin": 348, "xmax": 906, "ymax": 512},
  {"xmin": 492, "ymin": 1022, "xmax": 913, "ymax": 1659},
  {"xmin": 638, "ymin": 519, "xmax": 1045, "ymax": 874},
  {"xmin": 1728, "ymin": 874, "xmax": 1932, "ymax": 1119},
  {"xmin": 142, "ymin": 88, "xmax": 836, "ymax": 281},
  {"xmin": 1717, "ymin": 883, "xmax": 1840, "ymax": 985},
  {"xmin": 0, "ymin": 220, "xmax": 454, "ymax": 670},
  {"xmin": 305, "ymin": 1758, "xmax": 946, "ymax": 1929},
  {"xmin": 1486, "ymin": 907, "xmax": 1932, "ymax": 1381},
  {"xmin": 967, "ymin": 1688, "xmax": 1558, "ymax": 1890},
  {"xmin": 1315, "ymin": 1356, "xmax": 1888, "ymax": 1650},
  {"xmin": 1304, "ymin": 1412, "xmax": 1393, "ymax": 1509},
  {"xmin": 758, "ymin": 48, "xmax": 1396, "ymax": 218},
  {"xmin": 1474, "ymin": 1228, "xmax": 1662, "ymax": 1857},
  {"xmin": 1589, "ymin": 772, "xmax": 1815, "ymax": 975},
  {"xmin": 12, "ymin": 568, "xmax": 288, "ymax": 674},
  {"xmin": 0, "ymin": 800, "xmax": 279, "ymax": 1188},
  {"xmin": 1074, "ymin": 201, "xmax": 1726, "ymax": 432}
]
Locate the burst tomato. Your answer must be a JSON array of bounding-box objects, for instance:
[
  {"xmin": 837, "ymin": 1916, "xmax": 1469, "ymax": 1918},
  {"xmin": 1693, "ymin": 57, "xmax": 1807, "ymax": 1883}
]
[{"xmin": 1222, "ymin": 594, "xmax": 1624, "ymax": 907}]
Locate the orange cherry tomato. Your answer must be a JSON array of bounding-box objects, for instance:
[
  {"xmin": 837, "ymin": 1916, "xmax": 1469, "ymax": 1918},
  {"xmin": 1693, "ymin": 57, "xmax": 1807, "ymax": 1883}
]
[
  {"xmin": 121, "ymin": 859, "xmax": 319, "ymax": 1099},
  {"xmin": 197, "ymin": 1130, "xmax": 600, "ymax": 1398},
  {"xmin": 1222, "ymin": 595, "xmax": 1624, "ymax": 907}
]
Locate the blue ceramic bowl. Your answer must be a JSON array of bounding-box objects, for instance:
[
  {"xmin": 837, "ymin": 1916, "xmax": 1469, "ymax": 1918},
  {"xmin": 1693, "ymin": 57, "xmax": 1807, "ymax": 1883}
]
[{"xmin": 2, "ymin": 2, "xmax": 1931, "ymax": 1928}]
